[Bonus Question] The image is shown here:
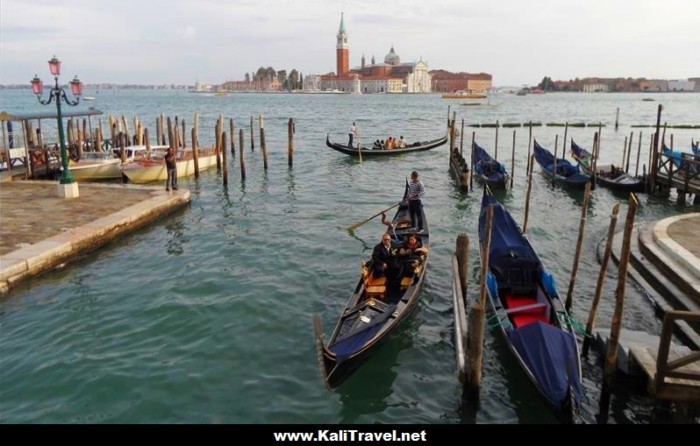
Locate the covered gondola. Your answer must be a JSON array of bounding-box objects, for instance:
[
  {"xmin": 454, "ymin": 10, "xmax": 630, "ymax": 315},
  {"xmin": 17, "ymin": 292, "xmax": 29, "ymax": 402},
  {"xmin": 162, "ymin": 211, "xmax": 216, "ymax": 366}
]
[
  {"xmin": 533, "ymin": 140, "xmax": 591, "ymax": 189},
  {"xmin": 473, "ymin": 142, "xmax": 510, "ymax": 189}
]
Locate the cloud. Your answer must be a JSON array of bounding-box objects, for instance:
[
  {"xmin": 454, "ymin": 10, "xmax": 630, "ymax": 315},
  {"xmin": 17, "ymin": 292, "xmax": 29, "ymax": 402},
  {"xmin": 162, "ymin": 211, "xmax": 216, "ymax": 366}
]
[{"xmin": 177, "ymin": 25, "xmax": 197, "ymax": 40}]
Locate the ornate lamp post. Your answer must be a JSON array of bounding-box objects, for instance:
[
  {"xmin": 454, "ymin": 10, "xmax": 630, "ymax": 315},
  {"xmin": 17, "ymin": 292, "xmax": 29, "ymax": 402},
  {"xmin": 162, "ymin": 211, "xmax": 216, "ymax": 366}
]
[{"xmin": 30, "ymin": 56, "xmax": 83, "ymax": 195}]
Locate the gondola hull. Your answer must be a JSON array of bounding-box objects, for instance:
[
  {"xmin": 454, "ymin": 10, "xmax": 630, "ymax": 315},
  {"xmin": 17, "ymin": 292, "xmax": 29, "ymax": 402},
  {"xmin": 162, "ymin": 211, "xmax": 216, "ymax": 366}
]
[
  {"xmin": 570, "ymin": 140, "xmax": 645, "ymax": 193},
  {"xmin": 479, "ymin": 189, "xmax": 582, "ymax": 422},
  {"xmin": 316, "ymin": 187, "xmax": 430, "ymax": 388},
  {"xmin": 326, "ymin": 134, "xmax": 447, "ymax": 157},
  {"xmin": 473, "ymin": 142, "xmax": 510, "ymax": 189},
  {"xmin": 534, "ymin": 140, "xmax": 591, "ymax": 189}
]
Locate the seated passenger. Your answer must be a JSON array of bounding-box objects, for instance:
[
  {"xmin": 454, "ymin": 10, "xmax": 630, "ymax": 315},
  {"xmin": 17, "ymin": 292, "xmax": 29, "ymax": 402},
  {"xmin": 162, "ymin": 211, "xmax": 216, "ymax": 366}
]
[
  {"xmin": 380, "ymin": 140, "xmax": 386, "ymax": 150},
  {"xmin": 399, "ymin": 234, "xmax": 429, "ymax": 257},
  {"xmin": 373, "ymin": 139, "xmax": 382, "ymax": 150},
  {"xmin": 372, "ymin": 233, "xmax": 400, "ymax": 281},
  {"xmin": 398, "ymin": 136, "xmax": 407, "ymax": 148},
  {"xmin": 386, "ymin": 137, "xmax": 394, "ymax": 150}
]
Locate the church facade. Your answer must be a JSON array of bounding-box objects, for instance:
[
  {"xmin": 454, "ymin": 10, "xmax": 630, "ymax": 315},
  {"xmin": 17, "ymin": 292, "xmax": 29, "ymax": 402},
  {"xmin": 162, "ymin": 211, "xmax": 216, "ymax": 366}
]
[{"xmin": 317, "ymin": 14, "xmax": 432, "ymax": 93}]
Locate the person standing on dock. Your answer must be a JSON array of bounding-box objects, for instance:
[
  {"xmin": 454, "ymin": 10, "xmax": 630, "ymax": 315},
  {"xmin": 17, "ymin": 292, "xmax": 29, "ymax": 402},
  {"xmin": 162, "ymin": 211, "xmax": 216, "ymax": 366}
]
[
  {"xmin": 164, "ymin": 147, "xmax": 178, "ymax": 191},
  {"xmin": 406, "ymin": 171, "xmax": 425, "ymax": 233},
  {"xmin": 348, "ymin": 121, "xmax": 357, "ymax": 148}
]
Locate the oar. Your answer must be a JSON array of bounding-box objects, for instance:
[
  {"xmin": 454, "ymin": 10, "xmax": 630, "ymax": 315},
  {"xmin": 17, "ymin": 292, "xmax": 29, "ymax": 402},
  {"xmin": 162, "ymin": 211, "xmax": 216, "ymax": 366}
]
[{"xmin": 347, "ymin": 203, "xmax": 400, "ymax": 231}]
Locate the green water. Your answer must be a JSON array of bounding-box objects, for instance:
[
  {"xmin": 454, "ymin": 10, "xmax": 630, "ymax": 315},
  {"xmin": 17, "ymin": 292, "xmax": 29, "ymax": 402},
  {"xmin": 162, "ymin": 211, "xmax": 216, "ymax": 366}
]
[{"xmin": 0, "ymin": 90, "xmax": 698, "ymax": 423}]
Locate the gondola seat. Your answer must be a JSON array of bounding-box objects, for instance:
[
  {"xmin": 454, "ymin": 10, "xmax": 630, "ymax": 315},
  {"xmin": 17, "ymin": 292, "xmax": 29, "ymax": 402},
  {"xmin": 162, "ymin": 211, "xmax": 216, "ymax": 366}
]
[
  {"xmin": 363, "ymin": 269, "xmax": 387, "ymax": 298},
  {"xmin": 504, "ymin": 294, "xmax": 549, "ymax": 328}
]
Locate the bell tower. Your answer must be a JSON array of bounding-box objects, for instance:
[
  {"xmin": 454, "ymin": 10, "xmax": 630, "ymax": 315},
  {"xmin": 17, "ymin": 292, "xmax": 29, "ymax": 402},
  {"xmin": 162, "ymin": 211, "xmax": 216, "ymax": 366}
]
[{"xmin": 336, "ymin": 12, "xmax": 349, "ymax": 76}]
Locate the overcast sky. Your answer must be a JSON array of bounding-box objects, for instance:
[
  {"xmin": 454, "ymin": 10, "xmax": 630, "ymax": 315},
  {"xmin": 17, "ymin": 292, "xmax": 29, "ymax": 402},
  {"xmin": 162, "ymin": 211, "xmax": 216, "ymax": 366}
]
[{"xmin": 2, "ymin": 0, "xmax": 699, "ymax": 86}]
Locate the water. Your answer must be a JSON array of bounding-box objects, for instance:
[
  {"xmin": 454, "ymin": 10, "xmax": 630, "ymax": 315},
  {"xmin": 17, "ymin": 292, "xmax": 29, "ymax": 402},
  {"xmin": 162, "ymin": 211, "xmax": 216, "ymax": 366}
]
[{"xmin": 1, "ymin": 90, "xmax": 699, "ymax": 424}]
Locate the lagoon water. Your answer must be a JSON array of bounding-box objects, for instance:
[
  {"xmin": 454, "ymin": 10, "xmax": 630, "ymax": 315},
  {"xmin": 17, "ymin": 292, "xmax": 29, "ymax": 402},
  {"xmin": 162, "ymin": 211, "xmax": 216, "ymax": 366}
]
[{"xmin": 0, "ymin": 90, "xmax": 698, "ymax": 423}]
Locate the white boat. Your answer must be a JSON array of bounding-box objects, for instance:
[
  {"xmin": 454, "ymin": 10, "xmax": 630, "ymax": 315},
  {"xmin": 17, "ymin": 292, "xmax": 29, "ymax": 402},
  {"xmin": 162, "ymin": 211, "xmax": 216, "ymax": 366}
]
[
  {"xmin": 121, "ymin": 147, "xmax": 219, "ymax": 184},
  {"xmin": 68, "ymin": 152, "xmax": 122, "ymax": 181}
]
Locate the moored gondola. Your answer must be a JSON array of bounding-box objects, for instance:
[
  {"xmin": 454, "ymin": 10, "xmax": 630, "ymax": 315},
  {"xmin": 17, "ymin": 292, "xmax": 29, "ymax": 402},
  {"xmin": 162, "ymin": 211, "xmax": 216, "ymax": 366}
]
[
  {"xmin": 478, "ymin": 188, "xmax": 582, "ymax": 422},
  {"xmin": 325, "ymin": 134, "xmax": 447, "ymax": 157},
  {"xmin": 533, "ymin": 140, "xmax": 591, "ymax": 189},
  {"xmin": 314, "ymin": 184, "xmax": 430, "ymax": 389},
  {"xmin": 472, "ymin": 141, "xmax": 510, "ymax": 189},
  {"xmin": 570, "ymin": 140, "xmax": 645, "ymax": 193}
]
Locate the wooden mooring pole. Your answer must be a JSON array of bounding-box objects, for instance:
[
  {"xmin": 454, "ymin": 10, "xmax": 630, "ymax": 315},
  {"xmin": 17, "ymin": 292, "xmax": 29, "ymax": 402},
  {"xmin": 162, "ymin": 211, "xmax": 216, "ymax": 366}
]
[
  {"xmin": 494, "ymin": 120, "xmax": 499, "ymax": 160},
  {"xmin": 523, "ymin": 154, "xmax": 534, "ymax": 234},
  {"xmin": 250, "ymin": 116, "xmax": 255, "ymax": 152},
  {"xmin": 460, "ymin": 118, "xmax": 465, "ymax": 156},
  {"xmin": 466, "ymin": 205, "xmax": 493, "ymax": 397},
  {"xmin": 599, "ymin": 193, "xmax": 639, "ymax": 424},
  {"xmin": 191, "ymin": 128, "xmax": 199, "ymax": 179},
  {"xmin": 288, "ymin": 118, "xmax": 295, "ymax": 168},
  {"xmin": 615, "ymin": 107, "xmax": 620, "ymax": 131},
  {"xmin": 582, "ymin": 202, "xmax": 621, "ymax": 357},
  {"xmin": 239, "ymin": 128, "xmax": 246, "ymax": 180},
  {"xmin": 635, "ymin": 131, "xmax": 643, "ymax": 178},
  {"xmin": 215, "ymin": 121, "xmax": 222, "ymax": 171},
  {"xmin": 469, "ymin": 131, "xmax": 475, "ymax": 191},
  {"xmin": 621, "ymin": 136, "xmax": 628, "ymax": 170},
  {"xmin": 260, "ymin": 114, "xmax": 269, "ymax": 171},
  {"xmin": 510, "ymin": 130, "xmax": 516, "ymax": 189},
  {"xmin": 562, "ymin": 122, "xmax": 569, "ymax": 160},
  {"xmin": 625, "ymin": 131, "xmax": 633, "ymax": 173},
  {"xmin": 230, "ymin": 119, "xmax": 236, "ymax": 155},
  {"xmin": 221, "ymin": 131, "xmax": 228, "ymax": 187},
  {"xmin": 651, "ymin": 105, "xmax": 663, "ymax": 191},
  {"xmin": 456, "ymin": 233, "xmax": 469, "ymax": 301},
  {"xmin": 525, "ymin": 121, "xmax": 533, "ymax": 175},
  {"xmin": 552, "ymin": 140, "xmax": 559, "ymax": 186},
  {"xmin": 565, "ymin": 181, "xmax": 592, "ymax": 312}
]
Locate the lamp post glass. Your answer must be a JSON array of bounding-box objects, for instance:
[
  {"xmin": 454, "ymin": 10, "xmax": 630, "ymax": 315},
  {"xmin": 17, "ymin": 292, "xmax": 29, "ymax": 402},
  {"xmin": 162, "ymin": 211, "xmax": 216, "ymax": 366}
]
[{"xmin": 30, "ymin": 56, "xmax": 83, "ymax": 184}]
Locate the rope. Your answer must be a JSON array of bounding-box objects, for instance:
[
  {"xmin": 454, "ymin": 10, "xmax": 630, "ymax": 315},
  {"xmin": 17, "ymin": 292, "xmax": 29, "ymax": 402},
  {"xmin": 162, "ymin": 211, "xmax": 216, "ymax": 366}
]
[
  {"xmin": 487, "ymin": 312, "xmax": 513, "ymax": 331},
  {"xmin": 559, "ymin": 312, "xmax": 593, "ymax": 338}
]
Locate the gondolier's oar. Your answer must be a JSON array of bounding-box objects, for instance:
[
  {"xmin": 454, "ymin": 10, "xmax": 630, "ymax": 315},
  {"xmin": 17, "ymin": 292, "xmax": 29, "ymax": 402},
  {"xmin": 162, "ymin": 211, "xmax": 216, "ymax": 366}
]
[{"xmin": 347, "ymin": 203, "xmax": 400, "ymax": 231}]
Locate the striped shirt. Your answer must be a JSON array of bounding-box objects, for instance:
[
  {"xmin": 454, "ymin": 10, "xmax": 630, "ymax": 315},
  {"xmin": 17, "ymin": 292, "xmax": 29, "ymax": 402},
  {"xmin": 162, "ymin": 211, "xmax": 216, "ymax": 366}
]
[{"xmin": 408, "ymin": 179, "xmax": 425, "ymax": 200}]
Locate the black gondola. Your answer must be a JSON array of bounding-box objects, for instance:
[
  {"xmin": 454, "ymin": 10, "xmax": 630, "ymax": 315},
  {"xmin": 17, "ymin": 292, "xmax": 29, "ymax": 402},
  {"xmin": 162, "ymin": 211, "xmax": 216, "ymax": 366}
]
[
  {"xmin": 570, "ymin": 140, "xmax": 645, "ymax": 193},
  {"xmin": 533, "ymin": 140, "xmax": 591, "ymax": 189},
  {"xmin": 325, "ymin": 134, "xmax": 447, "ymax": 157},
  {"xmin": 473, "ymin": 141, "xmax": 510, "ymax": 189},
  {"xmin": 479, "ymin": 187, "xmax": 582, "ymax": 423},
  {"xmin": 314, "ymin": 183, "xmax": 429, "ymax": 388}
]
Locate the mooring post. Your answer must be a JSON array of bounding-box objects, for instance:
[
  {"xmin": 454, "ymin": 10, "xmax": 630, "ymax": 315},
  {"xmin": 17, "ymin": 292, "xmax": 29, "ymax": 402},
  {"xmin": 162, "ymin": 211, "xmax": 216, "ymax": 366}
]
[
  {"xmin": 191, "ymin": 128, "xmax": 199, "ymax": 178},
  {"xmin": 230, "ymin": 118, "xmax": 236, "ymax": 156},
  {"xmin": 651, "ymin": 105, "xmax": 663, "ymax": 191},
  {"xmin": 469, "ymin": 131, "xmax": 475, "ymax": 191},
  {"xmin": 250, "ymin": 115, "xmax": 255, "ymax": 152},
  {"xmin": 214, "ymin": 122, "xmax": 222, "ymax": 170},
  {"xmin": 599, "ymin": 193, "xmax": 638, "ymax": 424},
  {"xmin": 565, "ymin": 181, "xmax": 592, "ymax": 312},
  {"xmin": 466, "ymin": 205, "xmax": 493, "ymax": 396},
  {"xmin": 159, "ymin": 113, "xmax": 166, "ymax": 145},
  {"xmin": 288, "ymin": 118, "xmax": 295, "ymax": 168},
  {"xmin": 562, "ymin": 122, "xmax": 568, "ymax": 160},
  {"xmin": 582, "ymin": 202, "xmax": 621, "ymax": 356},
  {"xmin": 523, "ymin": 155, "xmax": 534, "ymax": 234},
  {"xmin": 456, "ymin": 233, "xmax": 469, "ymax": 301},
  {"xmin": 553, "ymin": 141, "xmax": 559, "ymax": 186},
  {"xmin": 615, "ymin": 107, "xmax": 620, "ymax": 131},
  {"xmin": 494, "ymin": 120, "xmax": 499, "ymax": 160},
  {"xmin": 239, "ymin": 128, "xmax": 246, "ymax": 180},
  {"xmin": 621, "ymin": 136, "xmax": 628, "ymax": 170},
  {"xmin": 625, "ymin": 131, "xmax": 633, "ymax": 173},
  {"xmin": 510, "ymin": 130, "xmax": 516, "ymax": 189},
  {"xmin": 635, "ymin": 131, "xmax": 643, "ymax": 178},
  {"xmin": 260, "ymin": 114, "xmax": 268, "ymax": 171},
  {"xmin": 144, "ymin": 128, "xmax": 151, "ymax": 157},
  {"xmin": 222, "ymin": 131, "xmax": 228, "ymax": 187},
  {"xmin": 460, "ymin": 118, "xmax": 465, "ymax": 156},
  {"xmin": 526, "ymin": 121, "xmax": 533, "ymax": 175}
]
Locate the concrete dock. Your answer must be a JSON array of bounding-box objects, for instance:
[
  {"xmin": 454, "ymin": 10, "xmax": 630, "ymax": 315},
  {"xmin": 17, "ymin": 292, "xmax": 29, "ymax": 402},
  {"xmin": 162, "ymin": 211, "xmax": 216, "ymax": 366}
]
[{"xmin": 0, "ymin": 180, "xmax": 190, "ymax": 295}]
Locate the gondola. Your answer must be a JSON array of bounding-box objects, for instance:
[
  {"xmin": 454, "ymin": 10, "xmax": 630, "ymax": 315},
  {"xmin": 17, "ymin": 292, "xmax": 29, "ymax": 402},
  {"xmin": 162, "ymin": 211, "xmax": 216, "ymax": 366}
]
[
  {"xmin": 533, "ymin": 140, "xmax": 591, "ymax": 189},
  {"xmin": 570, "ymin": 140, "xmax": 645, "ymax": 193},
  {"xmin": 473, "ymin": 141, "xmax": 510, "ymax": 189},
  {"xmin": 314, "ymin": 183, "xmax": 429, "ymax": 389},
  {"xmin": 478, "ymin": 188, "xmax": 582, "ymax": 423},
  {"xmin": 325, "ymin": 134, "xmax": 447, "ymax": 157}
]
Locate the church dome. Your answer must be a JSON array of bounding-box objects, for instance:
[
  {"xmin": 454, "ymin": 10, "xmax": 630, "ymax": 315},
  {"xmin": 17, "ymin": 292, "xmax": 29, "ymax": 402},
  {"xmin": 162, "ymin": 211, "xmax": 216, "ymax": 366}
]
[{"xmin": 384, "ymin": 46, "xmax": 400, "ymax": 65}]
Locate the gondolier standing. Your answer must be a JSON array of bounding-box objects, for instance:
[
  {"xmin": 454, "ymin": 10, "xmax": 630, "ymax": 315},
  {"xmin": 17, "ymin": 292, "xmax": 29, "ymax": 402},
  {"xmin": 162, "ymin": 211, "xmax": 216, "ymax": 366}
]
[
  {"xmin": 348, "ymin": 121, "xmax": 357, "ymax": 148},
  {"xmin": 406, "ymin": 171, "xmax": 425, "ymax": 233}
]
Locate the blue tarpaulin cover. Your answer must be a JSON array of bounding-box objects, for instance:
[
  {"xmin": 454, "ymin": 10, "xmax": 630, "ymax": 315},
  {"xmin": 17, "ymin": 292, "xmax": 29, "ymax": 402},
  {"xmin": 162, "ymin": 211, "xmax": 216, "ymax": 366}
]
[
  {"xmin": 329, "ymin": 305, "xmax": 396, "ymax": 364},
  {"xmin": 508, "ymin": 321, "xmax": 582, "ymax": 407}
]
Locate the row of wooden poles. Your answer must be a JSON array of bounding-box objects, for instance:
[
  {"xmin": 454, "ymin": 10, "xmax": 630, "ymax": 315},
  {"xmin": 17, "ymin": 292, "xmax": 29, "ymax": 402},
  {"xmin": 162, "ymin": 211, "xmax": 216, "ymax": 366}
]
[
  {"xmin": 57, "ymin": 113, "xmax": 298, "ymax": 179},
  {"xmin": 454, "ymin": 188, "xmax": 639, "ymax": 423}
]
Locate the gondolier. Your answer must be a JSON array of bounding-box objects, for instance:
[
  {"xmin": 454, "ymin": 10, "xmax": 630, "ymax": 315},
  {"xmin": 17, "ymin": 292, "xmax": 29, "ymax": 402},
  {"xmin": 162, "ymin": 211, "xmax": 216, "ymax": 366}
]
[
  {"xmin": 406, "ymin": 171, "xmax": 425, "ymax": 233},
  {"xmin": 348, "ymin": 121, "xmax": 357, "ymax": 148}
]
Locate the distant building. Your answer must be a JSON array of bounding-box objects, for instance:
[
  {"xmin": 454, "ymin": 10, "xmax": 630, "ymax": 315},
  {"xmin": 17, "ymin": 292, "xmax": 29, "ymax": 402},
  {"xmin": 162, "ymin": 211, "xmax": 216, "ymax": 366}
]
[
  {"xmin": 689, "ymin": 78, "xmax": 700, "ymax": 92},
  {"xmin": 668, "ymin": 80, "xmax": 695, "ymax": 92},
  {"xmin": 583, "ymin": 83, "xmax": 608, "ymax": 92},
  {"xmin": 429, "ymin": 70, "xmax": 492, "ymax": 93},
  {"xmin": 317, "ymin": 13, "xmax": 432, "ymax": 93}
]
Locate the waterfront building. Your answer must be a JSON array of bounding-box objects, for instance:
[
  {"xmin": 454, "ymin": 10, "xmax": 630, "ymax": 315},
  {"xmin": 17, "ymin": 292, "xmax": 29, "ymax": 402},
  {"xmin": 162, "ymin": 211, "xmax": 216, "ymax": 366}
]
[
  {"xmin": 583, "ymin": 82, "xmax": 609, "ymax": 92},
  {"xmin": 429, "ymin": 70, "xmax": 492, "ymax": 93}
]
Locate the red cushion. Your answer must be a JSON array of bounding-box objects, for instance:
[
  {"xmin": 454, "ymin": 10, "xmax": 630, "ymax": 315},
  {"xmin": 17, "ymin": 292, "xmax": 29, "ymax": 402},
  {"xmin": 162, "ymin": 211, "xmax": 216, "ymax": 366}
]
[
  {"xmin": 504, "ymin": 293, "xmax": 549, "ymax": 328},
  {"xmin": 511, "ymin": 312, "xmax": 549, "ymax": 328}
]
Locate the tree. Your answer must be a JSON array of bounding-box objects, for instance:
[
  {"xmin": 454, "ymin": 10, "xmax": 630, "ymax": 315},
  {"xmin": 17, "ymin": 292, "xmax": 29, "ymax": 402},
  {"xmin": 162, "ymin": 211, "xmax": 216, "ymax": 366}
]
[
  {"xmin": 277, "ymin": 70, "xmax": 287, "ymax": 85},
  {"xmin": 289, "ymin": 69, "xmax": 299, "ymax": 90},
  {"xmin": 266, "ymin": 66, "xmax": 276, "ymax": 82},
  {"xmin": 244, "ymin": 73, "xmax": 250, "ymax": 83},
  {"xmin": 299, "ymin": 72, "xmax": 303, "ymax": 90}
]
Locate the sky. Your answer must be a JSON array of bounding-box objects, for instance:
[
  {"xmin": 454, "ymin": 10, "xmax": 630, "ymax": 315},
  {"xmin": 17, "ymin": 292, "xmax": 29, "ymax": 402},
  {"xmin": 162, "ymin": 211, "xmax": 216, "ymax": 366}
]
[{"xmin": 1, "ymin": 0, "xmax": 699, "ymax": 87}]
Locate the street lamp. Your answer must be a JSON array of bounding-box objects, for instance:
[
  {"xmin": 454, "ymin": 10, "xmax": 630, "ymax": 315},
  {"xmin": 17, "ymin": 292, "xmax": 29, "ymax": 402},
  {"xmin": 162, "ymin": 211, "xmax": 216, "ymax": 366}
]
[{"xmin": 30, "ymin": 55, "xmax": 83, "ymax": 186}]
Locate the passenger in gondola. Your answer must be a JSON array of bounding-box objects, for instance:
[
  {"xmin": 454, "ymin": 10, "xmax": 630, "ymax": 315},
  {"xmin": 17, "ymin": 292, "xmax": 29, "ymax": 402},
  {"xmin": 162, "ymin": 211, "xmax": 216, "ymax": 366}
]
[
  {"xmin": 399, "ymin": 234, "xmax": 428, "ymax": 257},
  {"xmin": 398, "ymin": 136, "xmax": 407, "ymax": 149},
  {"xmin": 372, "ymin": 233, "xmax": 400, "ymax": 282},
  {"xmin": 373, "ymin": 140, "xmax": 382, "ymax": 150},
  {"xmin": 380, "ymin": 139, "xmax": 386, "ymax": 150}
]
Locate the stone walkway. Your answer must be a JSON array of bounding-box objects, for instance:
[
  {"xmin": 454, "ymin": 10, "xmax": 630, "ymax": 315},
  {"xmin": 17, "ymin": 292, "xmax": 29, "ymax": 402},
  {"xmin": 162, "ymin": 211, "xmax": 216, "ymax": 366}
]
[{"xmin": 0, "ymin": 180, "xmax": 189, "ymax": 294}]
